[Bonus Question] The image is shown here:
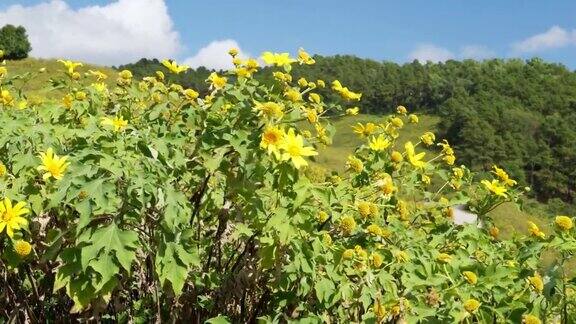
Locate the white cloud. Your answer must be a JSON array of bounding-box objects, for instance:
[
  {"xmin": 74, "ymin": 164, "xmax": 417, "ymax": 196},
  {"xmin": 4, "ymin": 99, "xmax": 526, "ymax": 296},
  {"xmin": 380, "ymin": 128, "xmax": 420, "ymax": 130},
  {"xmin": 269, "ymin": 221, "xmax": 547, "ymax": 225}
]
[
  {"xmin": 408, "ymin": 44, "xmax": 454, "ymax": 63},
  {"xmin": 512, "ymin": 25, "xmax": 576, "ymax": 53},
  {"xmin": 183, "ymin": 39, "xmax": 249, "ymax": 71},
  {"xmin": 0, "ymin": 0, "xmax": 181, "ymax": 65},
  {"xmin": 460, "ymin": 45, "xmax": 496, "ymax": 60}
]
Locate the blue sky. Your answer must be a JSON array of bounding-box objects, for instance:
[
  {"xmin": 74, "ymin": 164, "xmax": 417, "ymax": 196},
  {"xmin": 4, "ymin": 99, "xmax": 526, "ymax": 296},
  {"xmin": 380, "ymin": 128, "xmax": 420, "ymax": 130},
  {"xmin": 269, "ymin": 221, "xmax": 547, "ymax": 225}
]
[{"xmin": 1, "ymin": 0, "xmax": 575, "ymax": 68}]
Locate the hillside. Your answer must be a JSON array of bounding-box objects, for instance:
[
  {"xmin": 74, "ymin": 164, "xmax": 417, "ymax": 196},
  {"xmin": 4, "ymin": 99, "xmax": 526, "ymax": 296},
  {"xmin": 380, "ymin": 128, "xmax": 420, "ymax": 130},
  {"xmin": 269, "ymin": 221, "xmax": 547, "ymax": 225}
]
[{"xmin": 4, "ymin": 58, "xmax": 117, "ymax": 98}]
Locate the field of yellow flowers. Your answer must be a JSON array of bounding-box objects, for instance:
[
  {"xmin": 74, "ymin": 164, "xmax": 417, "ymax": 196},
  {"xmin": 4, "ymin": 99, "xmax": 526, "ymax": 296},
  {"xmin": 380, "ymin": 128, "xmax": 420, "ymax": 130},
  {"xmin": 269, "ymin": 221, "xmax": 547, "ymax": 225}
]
[{"xmin": 0, "ymin": 49, "xmax": 574, "ymax": 323}]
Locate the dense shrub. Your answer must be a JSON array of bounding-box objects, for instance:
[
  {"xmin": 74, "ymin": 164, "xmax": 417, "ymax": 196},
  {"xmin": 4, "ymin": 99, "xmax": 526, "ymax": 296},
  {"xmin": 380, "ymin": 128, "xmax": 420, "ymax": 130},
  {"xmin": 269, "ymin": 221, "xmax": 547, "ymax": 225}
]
[
  {"xmin": 0, "ymin": 24, "xmax": 32, "ymax": 60},
  {"xmin": 0, "ymin": 51, "xmax": 574, "ymax": 323}
]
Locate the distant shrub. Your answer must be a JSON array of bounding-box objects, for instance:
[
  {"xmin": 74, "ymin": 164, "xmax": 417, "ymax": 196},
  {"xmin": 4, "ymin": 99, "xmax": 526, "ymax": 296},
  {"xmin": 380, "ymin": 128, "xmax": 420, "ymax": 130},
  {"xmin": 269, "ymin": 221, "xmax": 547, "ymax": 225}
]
[{"xmin": 0, "ymin": 24, "xmax": 32, "ymax": 60}]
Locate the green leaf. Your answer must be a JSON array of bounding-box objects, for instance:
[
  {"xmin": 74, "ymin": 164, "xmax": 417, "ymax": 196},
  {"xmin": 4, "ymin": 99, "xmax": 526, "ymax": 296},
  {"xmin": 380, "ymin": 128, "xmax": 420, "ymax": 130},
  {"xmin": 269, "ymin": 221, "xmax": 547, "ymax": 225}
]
[
  {"xmin": 205, "ymin": 315, "xmax": 231, "ymax": 324},
  {"xmin": 156, "ymin": 242, "xmax": 188, "ymax": 295},
  {"xmin": 315, "ymin": 277, "xmax": 335, "ymax": 303},
  {"xmin": 80, "ymin": 223, "xmax": 138, "ymax": 272},
  {"xmin": 88, "ymin": 252, "xmax": 119, "ymax": 291}
]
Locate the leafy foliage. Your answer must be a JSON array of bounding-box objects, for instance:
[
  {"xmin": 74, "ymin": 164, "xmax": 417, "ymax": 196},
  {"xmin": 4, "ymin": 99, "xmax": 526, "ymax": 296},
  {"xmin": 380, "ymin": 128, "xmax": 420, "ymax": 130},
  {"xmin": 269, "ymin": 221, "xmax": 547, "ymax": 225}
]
[
  {"xmin": 0, "ymin": 50, "xmax": 574, "ymax": 323},
  {"xmin": 120, "ymin": 56, "xmax": 576, "ymax": 205}
]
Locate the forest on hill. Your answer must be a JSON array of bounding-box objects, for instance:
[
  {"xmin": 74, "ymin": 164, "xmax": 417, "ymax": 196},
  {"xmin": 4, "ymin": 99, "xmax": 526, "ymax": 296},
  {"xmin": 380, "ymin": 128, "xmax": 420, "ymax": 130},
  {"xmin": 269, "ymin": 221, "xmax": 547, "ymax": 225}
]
[{"xmin": 118, "ymin": 56, "xmax": 576, "ymax": 209}]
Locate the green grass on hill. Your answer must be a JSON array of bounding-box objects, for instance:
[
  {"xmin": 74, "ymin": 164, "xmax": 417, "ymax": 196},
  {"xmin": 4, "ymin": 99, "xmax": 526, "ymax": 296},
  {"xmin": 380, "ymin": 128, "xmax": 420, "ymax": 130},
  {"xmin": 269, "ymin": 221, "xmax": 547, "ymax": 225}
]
[
  {"xmin": 4, "ymin": 58, "xmax": 117, "ymax": 98},
  {"xmin": 313, "ymin": 114, "xmax": 440, "ymax": 172}
]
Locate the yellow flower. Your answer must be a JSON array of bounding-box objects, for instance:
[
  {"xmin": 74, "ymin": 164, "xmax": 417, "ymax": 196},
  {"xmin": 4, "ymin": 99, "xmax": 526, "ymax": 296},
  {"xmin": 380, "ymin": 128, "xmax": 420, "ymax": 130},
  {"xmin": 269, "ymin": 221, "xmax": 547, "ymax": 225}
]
[
  {"xmin": 92, "ymin": 82, "xmax": 108, "ymax": 93},
  {"xmin": 527, "ymin": 221, "xmax": 546, "ymax": 239},
  {"xmin": 409, "ymin": 114, "xmax": 419, "ymax": 123},
  {"xmin": 366, "ymin": 224, "xmax": 382, "ymax": 236},
  {"xmin": 161, "ymin": 59, "xmax": 189, "ymax": 74},
  {"xmin": 394, "ymin": 250, "xmax": 409, "ymax": 263},
  {"xmin": 119, "ymin": 70, "xmax": 133, "ymax": 79},
  {"xmin": 405, "ymin": 141, "xmax": 426, "ymax": 169},
  {"xmin": 555, "ymin": 215, "xmax": 573, "ymax": 231},
  {"xmin": 305, "ymin": 109, "xmax": 318, "ymax": 123},
  {"xmin": 245, "ymin": 58, "xmax": 259, "ymax": 71},
  {"xmin": 284, "ymin": 88, "xmax": 302, "ymax": 102},
  {"xmin": 522, "ymin": 314, "xmax": 541, "ymax": 324},
  {"xmin": 297, "ymin": 77, "xmax": 308, "ymax": 87},
  {"xmin": 87, "ymin": 70, "xmax": 108, "ymax": 81},
  {"xmin": 0, "ymin": 162, "xmax": 6, "ymax": 177},
  {"xmin": 308, "ymin": 93, "xmax": 321, "ymax": 104},
  {"xmin": 443, "ymin": 154, "xmax": 456, "ymax": 165},
  {"xmin": 58, "ymin": 60, "xmax": 83, "ymax": 75},
  {"xmin": 489, "ymin": 226, "xmax": 500, "ymax": 239},
  {"xmin": 235, "ymin": 67, "xmax": 250, "ymax": 77},
  {"xmin": 339, "ymin": 87, "xmax": 362, "ymax": 101},
  {"xmin": 422, "ymin": 174, "xmax": 431, "ymax": 185},
  {"xmin": 183, "ymin": 89, "xmax": 199, "ymax": 101},
  {"xmin": 37, "ymin": 148, "xmax": 70, "ymax": 181},
  {"xmin": 254, "ymin": 101, "xmax": 284, "ymax": 120},
  {"xmin": 355, "ymin": 245, "xmax": 368, "ymax": 260},
  {"xmin": 379, "ymin": 175, "xmax": 396, "ymax": 195},
  {"xmin": 452, "ymin": 167, "xmax": 465, "ymax": 179},
  {"xmin": 208, "ymin": 72, "xmax": 227, "ymax": 89},
  {"xmin": 396, "ymin": 105, "xmax": 407, "ymax": 115},
  {"xmin": 346, "ymin": 155, "xmax": 364, "ymax": 173},
  {"xmin": 0, "ymin": 198, "xmax": 29, "ymax": 238},
  {"xmin": 368, "ymin": 134, "xmax": 391, "ymax": 151},
  {"xmin": 463, "ymin": 299, "xmax": 480, "ymax": 313},
  {"xmin": 528, "ymin": 273, "xmax": 544, "ymax": 293},
  {"xmin": 346, "ymin": 107, "xmax": 360, "ymax": 115},
  {"xmin": 0, "ymin": 66, "xmax": 7, "ymax": 78},
  {"xmin": 437, "ymin": 140, "xmax": 454, "ymax": 155},
  {"xmin": 492, "ymin": 165, "xmax": 517, "ymax": 186},
  {"xmin": 436, "ymin": 253, "xmax": 452, "ymax": 263},
  {"xmin": 332, "ymin": 80, "xmax": 343, "ymax": 91},
  {"xmin": 373, "ymin": 301, "xmax": 387, "ymax": 319},
  {"xmin": 357, "ymin": 201, "xmax": 372, "ymax": 218},
  {"xmin": 228, "ymin": 48, "xmax": 239, "ymax": 57},
  {"xmin": 462, "ymin": 271, "xmax": 478, "ymax": 285},
  {"xmin": 261, "ymin": 52, "xmax": 295, "ymax": 67},
  {"xmin": 322, "ymin": 233, "xmax": 332, "ymax": 246},
  {"xmin": 297, "ymin": 48, "xmax": 315, "ymax": 65},
  {"xmin": 370, "ymin": 253, "xmax": 383, "ymax": 268},
  {"xmin": 343, "ymin": 248, "xmax": 355, "ymax": 259},
  {"xmin": 391, "ymin": 151, "xmax": 403, "ymax": 163},
  {"xmin": 352, "ymin": 122, "xmax": 377, "ymax": 138},
  {"xmin": 61, "ymin": 94, "xmax": 74, "ymax": 109},
  {"xmin": 332, "ymin": 80, "xmax": 361, "ymax": 100},
  {"xmin": 75, "ymin": 91, "xmax": 87, "ymax": 101},
  {"xmin": 397, "ymin": 200, "xmax": 409, "ymax": 220},
  {"xmin": 1, "ymin": 89, "xmax": 14, "ymax": 106},
  {"xmin": 260, "ymin": 125, "xmax": 284, "ymax": 158},
  {"xmin": 481, "ymin": 180, "xmax": 507, "ymax": 198},
  {"xmin": 317, "ymin": 80, "xmax": 325, "ymax": 88},
  {"xmin": 14, "ymin": 240, "xmax": 32, "ymax": 257},
  {"xmin": 316, "ymin": 211, "xmax": 329, "ymax": 223},
  {"xmin": 339, "ymin": 216, "xmax": 356, "ymax": 236},
  {"xmin": 101, "ymin": 116, "xmax": 128, "ymax": 132},
  {"xmin": 390, "ymin": 117, "xmax": 404, "ymax": 128},
  {"xmin": 279, "ymin": 129, "xmax": 318, "ymax": 169},
  {"xmin": 420, "ymin": 132, "xmax": 436, "ymax": 146},
  {"xmin": 16, "ymin": 100, "xmax": 27, "ymax": 110}
]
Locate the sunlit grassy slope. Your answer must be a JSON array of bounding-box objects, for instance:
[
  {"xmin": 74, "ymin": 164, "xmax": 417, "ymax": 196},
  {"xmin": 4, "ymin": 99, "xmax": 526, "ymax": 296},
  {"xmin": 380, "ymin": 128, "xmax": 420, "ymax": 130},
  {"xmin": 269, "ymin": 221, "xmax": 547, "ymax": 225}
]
[
  {"xmin": 313, "ymin": 114, "xmax": 440, "ymax": 172},
  {"xmin": 4, "ymin": 58, "xmax": 117, "ymax": 98}
]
